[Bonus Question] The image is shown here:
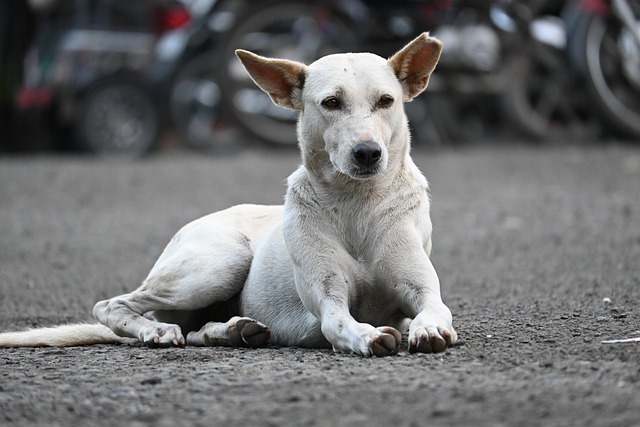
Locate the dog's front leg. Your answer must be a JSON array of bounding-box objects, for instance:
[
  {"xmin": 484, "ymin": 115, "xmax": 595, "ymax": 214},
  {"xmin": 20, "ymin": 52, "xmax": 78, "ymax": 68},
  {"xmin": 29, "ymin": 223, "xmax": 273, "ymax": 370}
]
[
  {"xmin": 390, "ymin": 251, "xmax": 457, "ymax": 353},
  {"xmin": 296, "ymin": 267, "xmax": 402, "ymax": 357},
  {"xmin": 285, "ymin": 239, "xmax": 402, "ymax": 357},
  {"xmin": 374, "ymin": 224, "xmax": 457, "ymax": 354}
]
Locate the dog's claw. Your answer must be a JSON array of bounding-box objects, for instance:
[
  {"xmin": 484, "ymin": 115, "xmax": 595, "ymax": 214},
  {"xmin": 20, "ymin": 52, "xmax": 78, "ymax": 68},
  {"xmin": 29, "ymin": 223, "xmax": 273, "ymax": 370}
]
[{"xmin": 409, "ymin": 327, "xmax": 451, "ymax": 354}]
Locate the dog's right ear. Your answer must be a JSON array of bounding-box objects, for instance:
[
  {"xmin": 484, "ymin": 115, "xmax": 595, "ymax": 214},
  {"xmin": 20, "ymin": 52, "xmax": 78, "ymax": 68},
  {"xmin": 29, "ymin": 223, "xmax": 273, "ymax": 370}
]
[
  {"xmin": 235, "ymin": 50, "xmax": 307, "ymax": 110},
  {"xmin": 388, "ymin": 33, "xmax": 442, "ymax": 101}
]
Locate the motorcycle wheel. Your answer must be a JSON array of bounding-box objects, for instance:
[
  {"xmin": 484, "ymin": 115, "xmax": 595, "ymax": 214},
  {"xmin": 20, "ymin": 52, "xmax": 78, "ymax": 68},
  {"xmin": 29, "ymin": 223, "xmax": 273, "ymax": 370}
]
[
  {"xmin": 569, "ymin": 11, "xmax": 640, "ymax": 138},
  {"xmin": 217, "ymin": 1, "xmax": 357, "ymax": 146},
  {"xmin": 77, "ymin": 80, "xmax": 159, "ymax": 157},
  {"xmin": 501, "ymin": 50, "xmax": 601, "ymax": 141},
  {"xmin": 170, "ymin": 51, "xmax": 241, "ymax": 154}
]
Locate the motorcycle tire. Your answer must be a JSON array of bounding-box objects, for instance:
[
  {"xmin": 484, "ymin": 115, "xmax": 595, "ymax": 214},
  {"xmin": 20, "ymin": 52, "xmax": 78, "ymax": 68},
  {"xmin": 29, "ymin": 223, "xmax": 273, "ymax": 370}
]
[
  {"xmin": 568, "ymin": 10, "xmax": 640, "ymax": 139},
  {"xmin": 170, "ymin": 51, "xmax": 243, "ymax": 154},
  {"xmin": 77, "ymin": 79, "xmax": 159, "ymax": 157},
  {"xmin": 500, "ymin": 49, "xmax": 601, "ymax": 142},
  {"xmin": 216, "ymin": 1, "xmax": 357, "ymax": 147}
]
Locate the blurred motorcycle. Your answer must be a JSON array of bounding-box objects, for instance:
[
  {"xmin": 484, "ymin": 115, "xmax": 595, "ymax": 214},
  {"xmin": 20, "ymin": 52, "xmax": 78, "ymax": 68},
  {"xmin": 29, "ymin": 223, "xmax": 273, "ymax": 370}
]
[
  {"xmin": 215, "ymin": 0, "xmax": 461, "ymax": 146},
  {"xmin": 16, "ymin": 0, "xmax": 188, "ymax": 157},
  {"xmin": 214, "ymin": 0, "xmax": 605, "ymax": 146},
  {"xmin": 153, "ymin": 0, "xmax": 249, "ymax": 153},
  {"xmin": 566, "ymin": 0, "xmax": 640, "ymax": 138},
  {"xmin": 489, "ymin": 0, "xmax": 602, "ymax": 141},
  {"xmin": 165, "ymin": 0, "xmax": 639, "ymax": 148}
]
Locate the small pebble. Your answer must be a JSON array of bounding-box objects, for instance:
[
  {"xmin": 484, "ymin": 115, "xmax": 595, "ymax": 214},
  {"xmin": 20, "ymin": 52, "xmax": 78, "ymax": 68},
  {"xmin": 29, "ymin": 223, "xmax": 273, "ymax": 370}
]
[{"xmin": 603, "ymin": 297, "xmax": 612, "ymax": 304}]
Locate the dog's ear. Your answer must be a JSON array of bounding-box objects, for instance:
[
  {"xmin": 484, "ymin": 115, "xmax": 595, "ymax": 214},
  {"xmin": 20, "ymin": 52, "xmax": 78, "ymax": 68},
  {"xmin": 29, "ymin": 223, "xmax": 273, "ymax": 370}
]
[
  {"xmin": 235, "ymin": 50, "xmax": 307, "ymax": 110},
  {"xmin": 388, "ymin": 33, "xmax": 442, "ymax": 101}
]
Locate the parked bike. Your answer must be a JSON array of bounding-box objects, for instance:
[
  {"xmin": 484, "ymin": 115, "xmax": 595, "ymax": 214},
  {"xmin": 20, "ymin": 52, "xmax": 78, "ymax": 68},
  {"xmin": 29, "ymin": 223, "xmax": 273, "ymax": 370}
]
[
  {"xmin": 17, "ymin": 0, "xmax": 189, "ymax": 157},
  {"xmin": 164, "ymin": 0, "xmax": 640, "ymax": 149},
  {"xmin": 566, "ymin": 0, "xmax": 640, "ymax": 138},
  {"xmin": 152, "ymin": 0, "xmax": 244, "ymax": 153},
  {"xmin": 214, "ymin": 0, "xmax": 608, "ymax": 146}
]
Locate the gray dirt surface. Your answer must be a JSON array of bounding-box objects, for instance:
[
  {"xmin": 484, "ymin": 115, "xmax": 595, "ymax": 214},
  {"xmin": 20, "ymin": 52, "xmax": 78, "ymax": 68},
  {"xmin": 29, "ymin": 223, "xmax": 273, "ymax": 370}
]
[{"xmin": 1, "ymin": 143, "xmax": 639, "ymax": 427}]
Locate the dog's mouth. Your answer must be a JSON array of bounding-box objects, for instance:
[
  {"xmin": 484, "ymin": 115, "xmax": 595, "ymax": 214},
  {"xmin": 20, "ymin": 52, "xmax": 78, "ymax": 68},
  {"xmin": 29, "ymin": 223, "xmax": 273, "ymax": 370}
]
[{"xmin": 349, "ymin": 165, "xmax": 382, "ymax": 179}]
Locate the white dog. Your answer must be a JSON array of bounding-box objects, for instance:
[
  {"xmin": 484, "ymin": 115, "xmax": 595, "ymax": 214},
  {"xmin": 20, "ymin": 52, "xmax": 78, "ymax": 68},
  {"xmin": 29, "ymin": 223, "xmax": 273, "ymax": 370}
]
[{"xmin": 0, "ymin": 33, "xmax": 456, "ymax": 356}]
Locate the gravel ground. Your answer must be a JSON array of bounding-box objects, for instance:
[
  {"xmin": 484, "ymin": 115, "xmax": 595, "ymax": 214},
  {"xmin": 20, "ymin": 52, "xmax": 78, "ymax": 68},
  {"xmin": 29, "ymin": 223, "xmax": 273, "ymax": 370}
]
[{"xmin": 1, "ymin": 142, "xmax": 639, "ymax": 427}]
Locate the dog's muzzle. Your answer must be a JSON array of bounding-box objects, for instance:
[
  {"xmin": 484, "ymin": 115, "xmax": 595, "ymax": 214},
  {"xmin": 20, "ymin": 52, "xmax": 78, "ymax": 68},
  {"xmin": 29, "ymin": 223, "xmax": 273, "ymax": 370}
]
[{"xmin": 352, "ymin": 141, "xmax": 382, "ymax": 169}]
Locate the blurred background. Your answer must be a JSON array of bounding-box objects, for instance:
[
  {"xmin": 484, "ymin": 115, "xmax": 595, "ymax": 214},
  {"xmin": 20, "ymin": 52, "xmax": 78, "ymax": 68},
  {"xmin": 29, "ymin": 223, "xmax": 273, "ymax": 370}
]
[{"xmin": 0, "ymin": 0, "xmax": 638, "ymax": 157}]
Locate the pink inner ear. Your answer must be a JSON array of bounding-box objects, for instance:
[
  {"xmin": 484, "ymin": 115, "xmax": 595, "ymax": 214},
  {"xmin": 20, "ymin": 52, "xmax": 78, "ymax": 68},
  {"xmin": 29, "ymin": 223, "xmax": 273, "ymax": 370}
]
[
  {"xmin": 237, "ymin": 51, "xmax": 306, "ymax": 109},
  {"xmin": 243, "ymin": 58, "xmax": 288, "ymax": 95},
  {"xmin": 261, "ymin": 67, "xmax": 290, "ymax": 96},
  {"xmin": 262, "ymin": 63, "xmax": 305, "ymax": 108},
  {"xmin": 410, "ymin": 43, "xmax": 440, "ymax": 77},
  {"xmin": 389, "ymin": 35, "xmax": 442, "ymax": 100}
]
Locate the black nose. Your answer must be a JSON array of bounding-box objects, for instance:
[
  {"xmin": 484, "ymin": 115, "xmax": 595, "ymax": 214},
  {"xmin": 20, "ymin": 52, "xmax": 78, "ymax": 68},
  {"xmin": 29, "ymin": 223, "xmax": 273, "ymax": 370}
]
[{"xmin": 352, "ymin": 141, "xmax": 382, "ymax": 168}]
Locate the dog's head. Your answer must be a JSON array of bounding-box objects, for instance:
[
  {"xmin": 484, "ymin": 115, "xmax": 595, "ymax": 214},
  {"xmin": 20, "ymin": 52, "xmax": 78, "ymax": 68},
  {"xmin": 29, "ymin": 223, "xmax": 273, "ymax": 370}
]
[{"xmin": 236, "ymin": 33, "xmax": 441, "ymax": 181}]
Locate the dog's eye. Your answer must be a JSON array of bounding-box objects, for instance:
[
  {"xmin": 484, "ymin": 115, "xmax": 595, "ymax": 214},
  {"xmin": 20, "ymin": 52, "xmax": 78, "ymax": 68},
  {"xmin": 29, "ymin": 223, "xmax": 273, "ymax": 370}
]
[
  {"xmin": 378, "ymin": 95, "xmax": 394, "ymax": 109},
  {"xmin": 321, "ymin": 97, "xmax": 341, "ymax": 110}
]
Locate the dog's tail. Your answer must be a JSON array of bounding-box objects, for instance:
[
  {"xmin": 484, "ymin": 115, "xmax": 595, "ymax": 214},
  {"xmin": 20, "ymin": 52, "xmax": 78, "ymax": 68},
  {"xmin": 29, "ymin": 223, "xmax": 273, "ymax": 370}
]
[{"xmin": 0, "ymin": 323, "xmax": 135, "ymax": 347}]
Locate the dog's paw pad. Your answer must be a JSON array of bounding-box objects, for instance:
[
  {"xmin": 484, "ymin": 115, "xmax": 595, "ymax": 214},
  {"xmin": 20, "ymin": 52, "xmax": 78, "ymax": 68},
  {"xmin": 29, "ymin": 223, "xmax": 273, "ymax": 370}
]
[{"xmin": 229, "ymin": 318, "xmax": 271, "ymax": 348}]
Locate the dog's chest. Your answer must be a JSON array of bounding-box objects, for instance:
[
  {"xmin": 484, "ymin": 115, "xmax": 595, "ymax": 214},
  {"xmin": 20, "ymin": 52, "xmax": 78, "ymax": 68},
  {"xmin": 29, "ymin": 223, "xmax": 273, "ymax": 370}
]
[
  {"xmin": 327, "ymin": 196, "xmax": 414, "ymax": 259},
  {"xmin": 329, "ymin": 208, "xmax": 379, "ymax": 261},
  {"xmin": 323, "ymin": 198, "xmax": 425, "ymax": 324}
]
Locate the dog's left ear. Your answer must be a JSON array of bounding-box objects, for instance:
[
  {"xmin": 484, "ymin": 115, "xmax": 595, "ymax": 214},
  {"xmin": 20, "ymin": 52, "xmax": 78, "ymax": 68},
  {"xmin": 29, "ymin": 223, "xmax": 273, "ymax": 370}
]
[
  {"xmin": 235, "ymin": 50, "xmax": 307, "ymax": 110},
  {"xmin": 388, "ymin": 33, "xmax": 442, "ymax": 101}
]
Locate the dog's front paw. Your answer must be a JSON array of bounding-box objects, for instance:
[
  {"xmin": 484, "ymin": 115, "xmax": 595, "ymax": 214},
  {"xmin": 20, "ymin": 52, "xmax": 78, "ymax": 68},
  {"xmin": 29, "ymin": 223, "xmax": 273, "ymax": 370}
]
[
  {"xmin": 408, "ymin": 311, "xmax": 457, "ymax": 354},
  {"xmin": 139, "ymin": 323, "xmax": 185, "ymax": 347},
  {"xmin": 369, "ymin": 326, "xmax": 402, "ymax": 357},
  {"xmin": 328, "ymin": 323, "xmax": 402, "ymax": 357},
  {"xmin": 408, "ymin": 326, "xmax": 455, "ymax": 353}
]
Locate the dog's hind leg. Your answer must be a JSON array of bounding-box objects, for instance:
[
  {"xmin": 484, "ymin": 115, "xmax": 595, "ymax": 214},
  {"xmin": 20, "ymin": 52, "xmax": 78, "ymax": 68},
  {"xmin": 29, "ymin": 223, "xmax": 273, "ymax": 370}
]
[
  {"xmin": 93, "ymin": 250, "xmax": 252, "ymax": 347},
  {"xmin": 93, "ymin": 211, "xmax": 268, "ymax": 347}
]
